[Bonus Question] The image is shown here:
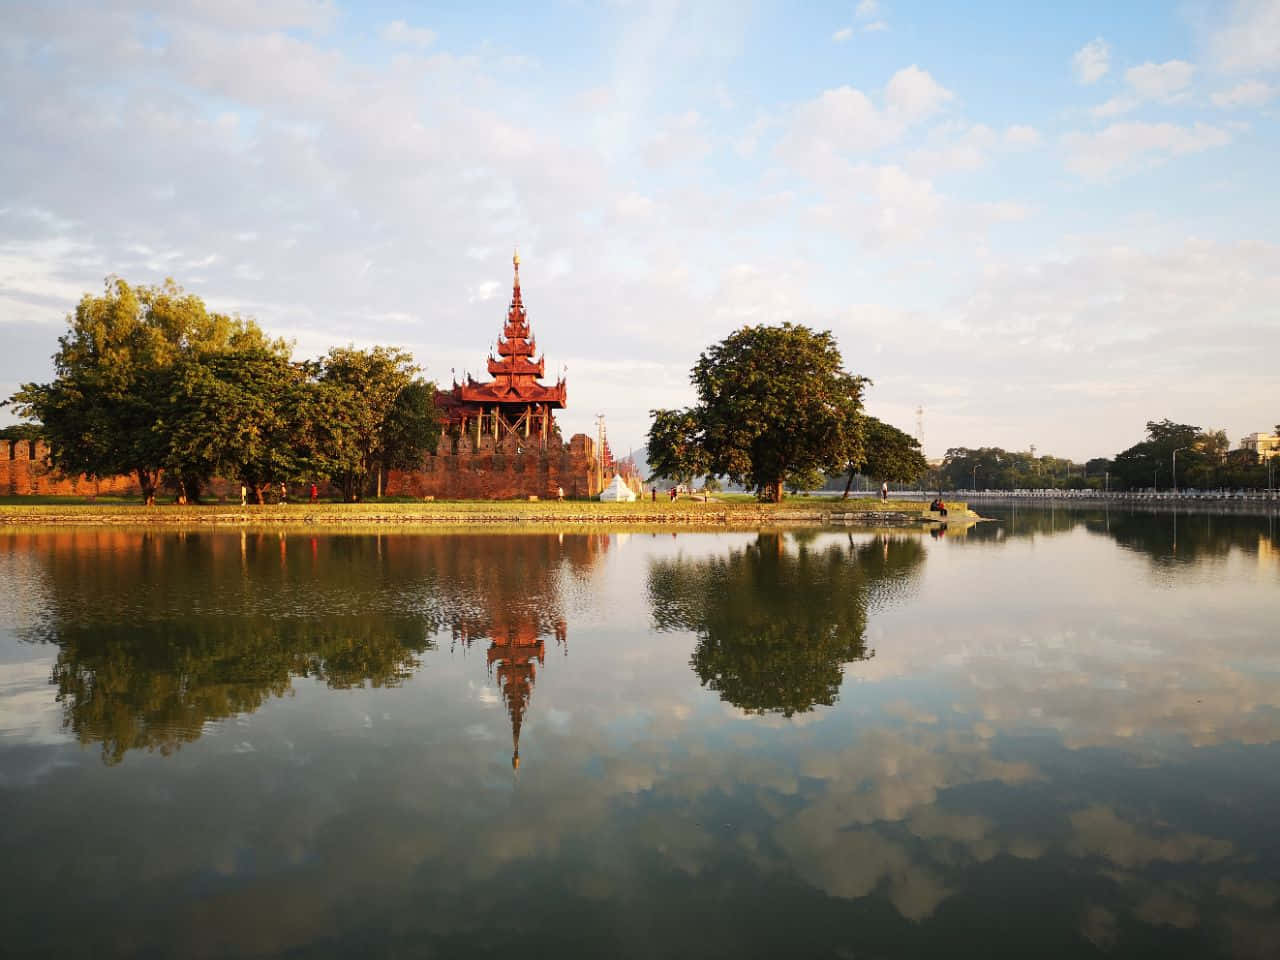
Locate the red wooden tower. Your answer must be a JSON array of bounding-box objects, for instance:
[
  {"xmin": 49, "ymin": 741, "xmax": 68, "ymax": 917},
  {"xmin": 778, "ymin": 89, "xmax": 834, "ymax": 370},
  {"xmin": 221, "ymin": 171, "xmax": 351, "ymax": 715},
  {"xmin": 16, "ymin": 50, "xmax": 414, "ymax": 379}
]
[{"xmin": 438, "ymin": 252, "xmax": 567, "ymax": 448}]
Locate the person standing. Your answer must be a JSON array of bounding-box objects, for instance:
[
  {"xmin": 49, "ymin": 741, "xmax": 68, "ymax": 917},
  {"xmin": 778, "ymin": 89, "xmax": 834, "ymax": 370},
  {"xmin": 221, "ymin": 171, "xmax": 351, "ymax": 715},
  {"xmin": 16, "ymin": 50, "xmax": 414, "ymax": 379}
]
[
  {"xmin": 310, "ymin": 482, "xmax": 318, "ymax": 503},
  {"xmin": 556, "ymin": 485, "xmax": 564, "ymax": 502},
  {"xmin": 881, "ymin": 480, "xmax": 888, "ymax": 503},
  {"xmin": 279, "ymin": 482, "xmax": 287, "ymax": 504},
  {"xmin": 240, "ymin": 484, "xmax": 247, "ymax": 506}
]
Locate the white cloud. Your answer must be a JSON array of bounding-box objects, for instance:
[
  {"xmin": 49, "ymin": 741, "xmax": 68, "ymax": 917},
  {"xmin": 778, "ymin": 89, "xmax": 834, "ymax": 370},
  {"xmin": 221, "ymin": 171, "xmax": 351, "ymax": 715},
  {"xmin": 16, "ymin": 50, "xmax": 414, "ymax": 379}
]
[
  {"xmin": 1127, "ymin": 60, "xmax": 1195, "ymax": 99},
  {"xmin": 855, "ymin": 0, "xmax": 881, "ymax": 18},
  {"xmin": 1209, "ymin": 0, "xmax": 1280, "ymax": 72},
  {"xmin": 1211, "ymin": 79, "xmax": 1277, "ymax": 107},
  {"xmin": 1003, "ymin": 124, "xmax": 1041, "ymax": 147},
  {"xmin": 833, "ymin": 27, "xmax": 853, "ymax": 43},
  {"xmin": 1063, "ymin": 121, "xmax": 1231, "ymax": 179},
  {"xmin": 863, "ymin": 21, "xmax": 890, "ymax": 33},
  {"xmin": 1091, "ymin": 60, "xmax": 1195, "ymax": 117},
  {"xmin": 1072, "ymin": 38, "xmax": 1110, "ymax": 85},
  {"xmin": 884, "ymin": 65, "xmax": 954, "ymax": 121},
  {"xmin": 382, "ymin": 20, "xmax": 436, "ymax": 49}
]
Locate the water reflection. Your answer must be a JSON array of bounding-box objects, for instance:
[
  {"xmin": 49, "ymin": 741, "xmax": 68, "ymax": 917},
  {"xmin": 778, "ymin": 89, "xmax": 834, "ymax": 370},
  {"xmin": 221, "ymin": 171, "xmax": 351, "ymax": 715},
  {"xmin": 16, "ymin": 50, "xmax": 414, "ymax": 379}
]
[
  {"xmin": 648, "ymin": 533, "xmax": 924, "ymax": 716},
  {"xmin": 9, "ymin": 531, "xmax": 604, "ymax": 764},
  {"xmin": 1, "ymin": 517, "xmax": 1278, "ymax": 957}
]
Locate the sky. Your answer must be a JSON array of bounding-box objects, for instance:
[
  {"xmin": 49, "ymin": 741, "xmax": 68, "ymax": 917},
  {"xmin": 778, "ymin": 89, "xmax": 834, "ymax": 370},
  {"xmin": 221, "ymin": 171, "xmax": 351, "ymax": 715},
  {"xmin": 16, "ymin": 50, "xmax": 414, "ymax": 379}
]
[{"xmin": 1, "ymin": 0, "xmax": 1278, "ymax": 460}]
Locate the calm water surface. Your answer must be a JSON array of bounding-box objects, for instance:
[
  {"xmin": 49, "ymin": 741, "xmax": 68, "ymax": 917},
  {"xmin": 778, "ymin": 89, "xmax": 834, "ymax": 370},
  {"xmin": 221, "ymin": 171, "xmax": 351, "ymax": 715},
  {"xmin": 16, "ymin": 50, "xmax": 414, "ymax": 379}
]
[{"xmin": 1, "ymin": 508, "xmax": 1277, "ymax": 958}]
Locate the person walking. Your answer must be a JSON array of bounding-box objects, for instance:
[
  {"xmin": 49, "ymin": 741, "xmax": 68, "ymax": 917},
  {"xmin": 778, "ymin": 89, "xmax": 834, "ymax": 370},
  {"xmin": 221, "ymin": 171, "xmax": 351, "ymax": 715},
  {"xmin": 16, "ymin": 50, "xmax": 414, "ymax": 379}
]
[
  {"xmin": 556, "ymin": 485, "xmax": 564, "ymax": 502},
  {"xmin": 881, "ymin": 480, "xmax": 888, "ymax": 503},
  {"xmin": 240, "ymin": 484, "xmax": 247, "ymax": 506},
  {"xmin": 310, "ymin": 482, "xmax": 318, "ymax": 503},
  {"xmin": 279, "ymin": 482, "xmax": 287, "ymax": 504}
]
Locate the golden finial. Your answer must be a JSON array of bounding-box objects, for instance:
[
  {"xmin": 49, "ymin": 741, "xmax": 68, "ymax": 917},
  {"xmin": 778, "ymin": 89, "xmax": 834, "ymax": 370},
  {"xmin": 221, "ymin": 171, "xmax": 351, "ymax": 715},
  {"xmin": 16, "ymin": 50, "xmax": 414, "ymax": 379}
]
[{"xmin": 513, "ymin": 248, "xmax": 521, "ymax": 268}]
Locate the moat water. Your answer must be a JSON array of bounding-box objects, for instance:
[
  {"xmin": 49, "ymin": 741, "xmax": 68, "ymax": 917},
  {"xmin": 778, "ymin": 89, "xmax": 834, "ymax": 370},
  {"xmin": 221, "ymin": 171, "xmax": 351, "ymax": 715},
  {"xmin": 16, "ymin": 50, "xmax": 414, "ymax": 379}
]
[{"xmin": 1, "ymin": 508, "xmax": 1277, "ymax": 958}]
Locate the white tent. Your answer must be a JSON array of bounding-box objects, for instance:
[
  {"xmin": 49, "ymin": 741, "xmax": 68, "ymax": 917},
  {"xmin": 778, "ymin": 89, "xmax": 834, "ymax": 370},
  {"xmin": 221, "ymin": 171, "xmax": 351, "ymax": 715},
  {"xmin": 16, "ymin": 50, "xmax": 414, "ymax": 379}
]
[{"xmin": 599, "ymin": 474, "xmax": 637, "ymax": 502}]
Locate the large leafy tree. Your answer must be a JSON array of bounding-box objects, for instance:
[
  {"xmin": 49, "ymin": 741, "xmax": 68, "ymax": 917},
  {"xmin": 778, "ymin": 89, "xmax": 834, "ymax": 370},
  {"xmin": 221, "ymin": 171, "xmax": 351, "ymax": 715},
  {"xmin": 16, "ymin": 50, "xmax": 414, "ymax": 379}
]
[
  {"xmin": 840, "ymin": 416, "xmax": 927, "ymax": 498},
  {"xmin": 648, "ymin": 323, "xmax": 867, "ymax": 502},
  {"xmin": 164, "ymin": 349, "xmax": 325, "ymax": 503},
  {"xmin": 7, "ymin": 277, "xmax": 279, "ymax": 504},
  {"xmin": 319, "ymin": 346, "xmax": 439, "ymax": 501}
]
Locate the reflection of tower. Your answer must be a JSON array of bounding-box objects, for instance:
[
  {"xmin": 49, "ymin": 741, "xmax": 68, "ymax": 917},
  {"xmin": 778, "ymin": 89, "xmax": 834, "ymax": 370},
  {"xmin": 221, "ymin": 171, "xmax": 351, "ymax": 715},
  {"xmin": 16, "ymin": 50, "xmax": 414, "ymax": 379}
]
[
  {"xmin": 437, "ymin": 534, "xmax": 608, "ymax": 769},
  {"xmin": 483, "ymin": 616, "xmax": 567, "ymax": 770},
  {"xmin": 453, "ymin": 607, "xmax": 573, "ymax": 770}
]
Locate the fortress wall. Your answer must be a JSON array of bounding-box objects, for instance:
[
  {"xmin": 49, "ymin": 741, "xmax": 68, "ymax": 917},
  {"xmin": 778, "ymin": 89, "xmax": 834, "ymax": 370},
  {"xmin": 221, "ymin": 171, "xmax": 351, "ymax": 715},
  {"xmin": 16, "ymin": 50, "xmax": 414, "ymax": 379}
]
[
  {"xmin": 2, "ymin": 440, "xmax": 142, "ymax": 498},
  {"xmin": 3, "ymin": 434, "xmax": 601, "ymax": 501},
  {"xmin": 386, "ymin": 433, "xmax": 601, "ymax": 500}
]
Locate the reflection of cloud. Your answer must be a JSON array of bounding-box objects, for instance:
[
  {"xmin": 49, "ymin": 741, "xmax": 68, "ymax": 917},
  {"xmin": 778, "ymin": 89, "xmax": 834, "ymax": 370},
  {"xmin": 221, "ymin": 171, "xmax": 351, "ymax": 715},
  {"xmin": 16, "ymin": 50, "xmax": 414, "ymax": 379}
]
[
  {"xmin": 1080, "ymin": 904, "xmax": 1118, "ymax": 950},
  {"xmin": 1218, "ymin": 876, "xmax": 1280, "ymax": 910},
  {"xmin": 1068, "ymin": 806, "xmax": 1232, "ymax": 869},
  {"xmin": 1134, "ymin": 890, "xmax": 1199, "ymax": 929}
]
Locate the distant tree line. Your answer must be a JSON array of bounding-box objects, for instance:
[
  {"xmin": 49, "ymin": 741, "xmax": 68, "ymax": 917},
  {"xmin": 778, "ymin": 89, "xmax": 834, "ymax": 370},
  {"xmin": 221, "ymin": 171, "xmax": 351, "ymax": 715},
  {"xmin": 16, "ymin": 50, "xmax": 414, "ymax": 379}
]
[
  {"xmin": 937, "ymin": 419, "xmax": 1276, "ymax": 492},
  {"xmin": 4, "ymin": 277, "xmax": 439, "ymax": 503}
]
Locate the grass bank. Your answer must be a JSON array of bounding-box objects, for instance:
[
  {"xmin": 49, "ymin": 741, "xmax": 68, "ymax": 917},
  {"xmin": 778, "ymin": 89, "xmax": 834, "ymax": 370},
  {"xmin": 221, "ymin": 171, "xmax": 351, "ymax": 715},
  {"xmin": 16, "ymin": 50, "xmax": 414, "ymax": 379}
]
[{"xmin": 0, "ymin": 497, "xmax": 950, "ymax": 529}]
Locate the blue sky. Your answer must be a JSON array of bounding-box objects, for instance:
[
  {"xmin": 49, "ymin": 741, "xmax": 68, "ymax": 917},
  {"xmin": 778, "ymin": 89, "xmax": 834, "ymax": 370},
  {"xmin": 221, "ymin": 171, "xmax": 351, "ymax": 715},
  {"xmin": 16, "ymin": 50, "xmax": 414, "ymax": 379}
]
[{"xmin": 2, "ymin": 0, "xmax": 1278, "ymax": 459}]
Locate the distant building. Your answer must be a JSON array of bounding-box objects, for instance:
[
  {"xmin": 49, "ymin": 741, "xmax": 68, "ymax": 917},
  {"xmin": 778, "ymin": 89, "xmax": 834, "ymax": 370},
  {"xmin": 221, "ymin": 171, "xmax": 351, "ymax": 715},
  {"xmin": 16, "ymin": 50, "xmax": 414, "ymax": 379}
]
[{"xmin": 1240, "ymin": 432, "xmax": 1280, "ymax": 460}]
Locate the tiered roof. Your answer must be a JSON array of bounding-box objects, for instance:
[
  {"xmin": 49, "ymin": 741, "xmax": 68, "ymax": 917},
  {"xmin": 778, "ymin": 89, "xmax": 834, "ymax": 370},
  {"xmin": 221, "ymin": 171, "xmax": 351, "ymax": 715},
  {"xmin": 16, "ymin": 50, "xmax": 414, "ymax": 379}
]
[{"xmin": 457, "ymin": 252, "xmax": 567, "ymax": 407}]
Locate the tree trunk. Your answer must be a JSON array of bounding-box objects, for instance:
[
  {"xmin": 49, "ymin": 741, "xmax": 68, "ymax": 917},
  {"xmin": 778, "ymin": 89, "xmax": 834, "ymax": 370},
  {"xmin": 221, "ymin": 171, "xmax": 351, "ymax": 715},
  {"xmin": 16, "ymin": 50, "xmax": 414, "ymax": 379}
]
[
  {"xmin": 137, "ymin": 468, "xmax": 157, "ymax": 507},
  {"xmin": 770, "ymin": 479, "xmax": 785, "ymax": 503},
  {"xmin": 841, "ymin": 468, "xmax": 856, "ymax": 500}
]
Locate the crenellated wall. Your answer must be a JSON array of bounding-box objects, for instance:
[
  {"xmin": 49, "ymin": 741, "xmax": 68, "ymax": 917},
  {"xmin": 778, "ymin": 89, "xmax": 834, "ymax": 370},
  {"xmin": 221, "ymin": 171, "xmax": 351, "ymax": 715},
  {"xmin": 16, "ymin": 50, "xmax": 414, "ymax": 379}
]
[
  {"xmin": 1, "ymin": 440, "xmax": 142, "ymax": 498},
  {"xmin": 386, "ymin": 432, "xmax": 602, "ymax": 500},
  {"xmin": 2, "ymin": 434, "xmax": 602, "ymax": 501}
]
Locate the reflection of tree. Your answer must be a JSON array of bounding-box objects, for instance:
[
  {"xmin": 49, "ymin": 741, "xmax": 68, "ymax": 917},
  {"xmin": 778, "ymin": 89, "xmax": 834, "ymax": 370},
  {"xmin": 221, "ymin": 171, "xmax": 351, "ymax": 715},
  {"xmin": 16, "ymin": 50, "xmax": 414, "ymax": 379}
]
[
  {"xmin": 18, "ymin": 531, "xmax": 607, "ymax": 764},
  {"xmin": 1097, "ymin": 510, "xmax": 1278, "ymax": 567},
  {"xmin": 647, "ymin": 534, "xmax": 925, "ymax": 717}
]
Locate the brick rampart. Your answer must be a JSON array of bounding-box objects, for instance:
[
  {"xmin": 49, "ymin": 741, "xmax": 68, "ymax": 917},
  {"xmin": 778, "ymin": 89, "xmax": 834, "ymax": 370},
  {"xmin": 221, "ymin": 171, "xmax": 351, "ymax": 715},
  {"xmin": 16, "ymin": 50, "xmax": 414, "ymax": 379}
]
[
  {"xmin": 1, "ymin": 440, "xmax": 142, "ymax": 498},
  {"xmin": 2, "ymin": 433, "xmax": 602, "ymax": 501},
  {"xmin": 386, "ymin": 432, "xmax": 601, "ymax": 500}
]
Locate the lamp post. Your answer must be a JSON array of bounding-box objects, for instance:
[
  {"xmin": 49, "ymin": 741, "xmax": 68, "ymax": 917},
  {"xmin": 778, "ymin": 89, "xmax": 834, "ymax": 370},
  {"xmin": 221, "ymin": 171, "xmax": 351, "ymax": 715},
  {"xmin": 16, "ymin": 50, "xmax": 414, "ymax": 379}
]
[
  {"xmin": 972, "ymin": 465, "xmax": 979, "ymax": 492},
  {"xmin": 1172, "ymin": 447, "xmax": 1189, "ymax": 496}
]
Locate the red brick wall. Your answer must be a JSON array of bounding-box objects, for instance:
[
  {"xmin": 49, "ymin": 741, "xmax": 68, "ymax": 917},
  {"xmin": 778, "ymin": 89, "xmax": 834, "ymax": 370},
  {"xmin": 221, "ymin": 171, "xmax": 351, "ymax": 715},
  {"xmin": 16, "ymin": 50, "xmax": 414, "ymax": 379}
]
[
  {"xmin": 386, "ymin": 432, "xmax": 601, "ymax": 500},
  {"xmin": 2, "ymin": 434, "xmax": 602, "ymax": 501},
  {"xmin": 1, "ymin": 440, "xmax": 142, "ymax": 498}
]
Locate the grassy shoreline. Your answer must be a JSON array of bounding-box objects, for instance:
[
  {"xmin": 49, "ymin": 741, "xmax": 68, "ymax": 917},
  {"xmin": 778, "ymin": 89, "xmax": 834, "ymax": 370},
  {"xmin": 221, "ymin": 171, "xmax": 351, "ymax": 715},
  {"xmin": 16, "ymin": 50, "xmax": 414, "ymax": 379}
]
[{"xmin": 0, "ymin": 497, "xmax": 945, "ymax": 529}]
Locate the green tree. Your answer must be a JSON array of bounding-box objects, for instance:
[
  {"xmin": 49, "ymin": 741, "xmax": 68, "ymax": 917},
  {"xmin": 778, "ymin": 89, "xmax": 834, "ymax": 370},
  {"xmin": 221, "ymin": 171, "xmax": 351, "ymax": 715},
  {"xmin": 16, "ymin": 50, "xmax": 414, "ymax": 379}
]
[
  {"xmin": 318, "ymin": 346, "xmax": 437, "ymax": 501},
  {"xmin": 646, "ymin": 408, "xmax": 710, "ymax": 487},
  {"xmin": 841, "ymin": 416, "xmax": 927, "ymax": 498},
  {"xmin": 7, "ymin": 277, "xmax": 279, "ymax": 504},
  {"xmin": 165, "ymin": 349, "xmax": 325, "ymax": 503},
  {"xmin": 648, "ymin": 324, "xmax": 867, "ymax": 503},
  {"xmin": 1111, "ymin": 420, "xmax": 1202, "ymax": 491}
]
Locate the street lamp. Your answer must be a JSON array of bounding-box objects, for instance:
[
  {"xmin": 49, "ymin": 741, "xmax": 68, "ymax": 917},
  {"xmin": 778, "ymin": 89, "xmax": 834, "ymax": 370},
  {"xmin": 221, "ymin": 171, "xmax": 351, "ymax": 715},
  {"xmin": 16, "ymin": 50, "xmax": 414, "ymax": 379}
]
[
  {"xmin": 972, "ymin": 465, "xmax": 979, "ymax": 491},
  {"xmin": 1172, "ymin": 447, "xmax": 1189, "ymax": 496}
]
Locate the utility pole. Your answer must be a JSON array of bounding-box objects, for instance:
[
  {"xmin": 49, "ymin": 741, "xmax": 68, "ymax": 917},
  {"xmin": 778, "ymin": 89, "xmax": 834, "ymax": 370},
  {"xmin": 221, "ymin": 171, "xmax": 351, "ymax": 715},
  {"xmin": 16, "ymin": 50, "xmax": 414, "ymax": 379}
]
[{"xmin": 595, "ymin": 413, "xmax": 606, "ymax": 485}]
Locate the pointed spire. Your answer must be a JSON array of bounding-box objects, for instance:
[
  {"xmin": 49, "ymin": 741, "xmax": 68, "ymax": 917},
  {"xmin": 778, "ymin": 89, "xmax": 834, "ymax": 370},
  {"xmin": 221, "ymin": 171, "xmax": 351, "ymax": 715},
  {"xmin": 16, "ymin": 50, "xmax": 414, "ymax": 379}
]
[{"xmin": 512, "ymin": 248, "xmax": 522, "ymax": 305}]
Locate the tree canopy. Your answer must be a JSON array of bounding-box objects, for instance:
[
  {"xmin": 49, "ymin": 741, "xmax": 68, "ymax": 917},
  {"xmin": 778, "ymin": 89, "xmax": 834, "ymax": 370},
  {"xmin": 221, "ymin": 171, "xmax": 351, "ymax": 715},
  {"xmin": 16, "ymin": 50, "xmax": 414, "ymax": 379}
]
[
  {"xmin": 840, "ymin": 416, "xmax": 927, "ymax": 497},
  {"xmin": 7, "ymin": 277, "xmax": 284, "ymax": 503},
  {"xmin": 647, "ymin": 323, "xmax": 867, "ymax": 502},
  {"xmin": 6, "ymin": 277, "xmax": 440, "ymax": 503}
]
